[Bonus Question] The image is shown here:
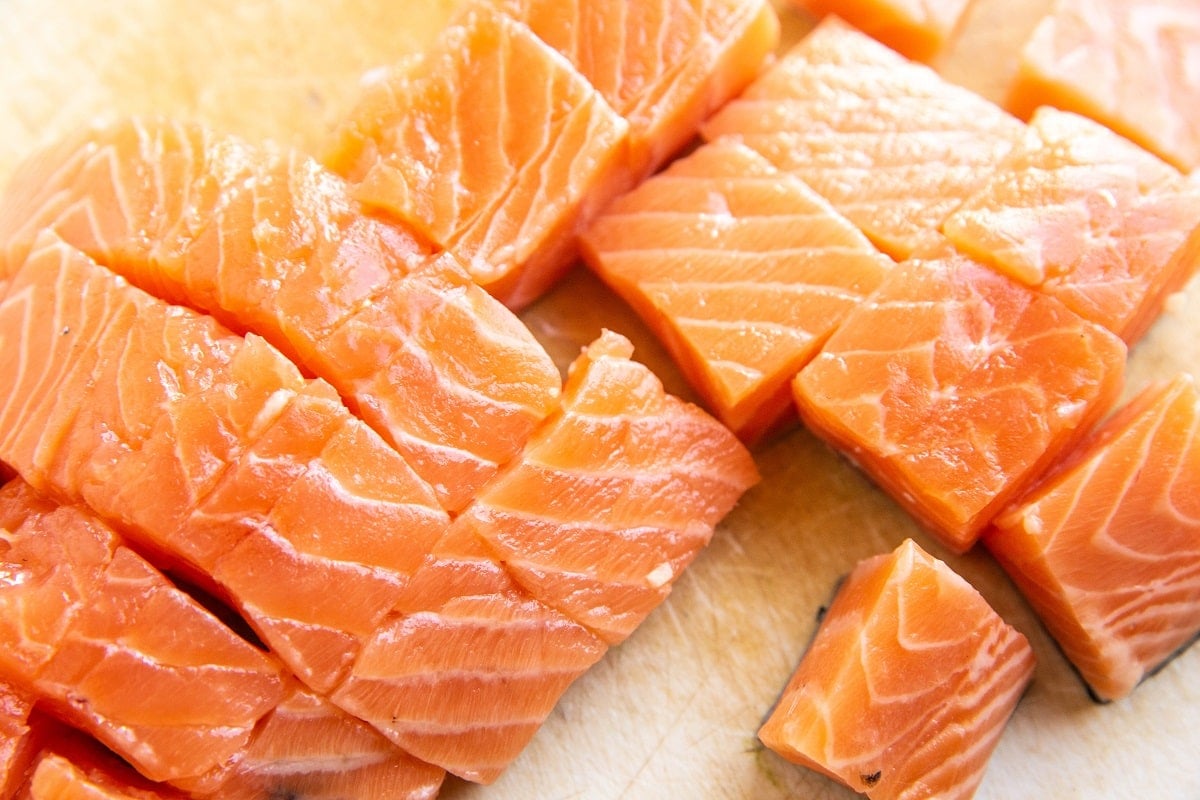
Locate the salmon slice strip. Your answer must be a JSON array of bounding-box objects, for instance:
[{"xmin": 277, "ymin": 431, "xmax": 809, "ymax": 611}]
[
  {"xmin": 487, "ymin": 0, "xmax": 779, "ymax": 179},
  {"xmin": 1008, "ymin": 0, "xmax": 1200, "ymax": 172},
  {"xmin": 943, "ymin": 107, "xmax": 1200, "ymax": 345},
  {"xmin": 455, "ymin": 330, "xmax": 760, "ymax": 644},
  {"xmin": 0, "ymin": 681, "xmax": 35, "ymax": 800},
  {"xmin": 934, "ymin": 0, "xmax": 1055, "ymax": 105},
  {"xmin": 326, "ymin": 4, "xmax": 630, "ymax": 310},
  {"xmin": 759, "ymin": 538, "xmax": 1035, "ymax": 800},
  {"xmin": 580, "ymin": 140, "xmax": 892, "ymax": 444},
  {"xmin": 0, "ymin": 117, "xmax": 562, "ymax": 514},
  {"xmin": 0, "ymin": 234, "xmax": 449, "ymax": 694},
  {"xmin": 27, "ymin": 753, "xmax": 173, "ymax": 800},
  {"xmin": 0, "ymin": 481, "xmax": 284, "ymax": 783},
  {"xmin": 986, "ymin": 373, "xmax": 1200, "ymax": 701},
  {"xmin": 333, "ymin": 523, "xmax": 607, "ymax": 784},
  {"xmin": 178, "ymin": 682, "xmax": 445, "ymax": 800},
  {"xmin": 791, "ymin": 0, "xmax": 973, "ymax": 61},
  {"xmin": 793, "ymin": 250, "xmax": 1127, "ymax": 553},
  {"xmin": 701, "ymin": 15, "xmax": 1025, "ymax": 260}
]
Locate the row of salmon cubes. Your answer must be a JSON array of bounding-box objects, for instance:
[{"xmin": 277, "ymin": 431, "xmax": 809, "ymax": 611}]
[
  {"xmin": 0, "ymin": 0, "xmax": 785, "ymax": 794},
  {"xmin": 580, "ymin": 14, "xmax": 1200, "ymax": 800}
]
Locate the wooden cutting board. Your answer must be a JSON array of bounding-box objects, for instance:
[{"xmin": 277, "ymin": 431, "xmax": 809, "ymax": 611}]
[{"xmin": 2, "ymin": 1, "xmax": 1198, "ymax": 797}]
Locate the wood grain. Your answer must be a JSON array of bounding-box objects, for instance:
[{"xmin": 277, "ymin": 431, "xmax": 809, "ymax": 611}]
[{"xmin": 1, "ymin": 2, "xmax": 1198, "ymax": 798}]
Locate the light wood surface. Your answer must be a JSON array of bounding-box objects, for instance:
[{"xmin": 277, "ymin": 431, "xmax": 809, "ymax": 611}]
[{"xmin": 2, "ymin": 2, "xmax": 1198, "ymax": 797}]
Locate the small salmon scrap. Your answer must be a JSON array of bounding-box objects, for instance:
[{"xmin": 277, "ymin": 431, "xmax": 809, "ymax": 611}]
[
  {"xmin": 793, "ymin": 250, "xmax": 1126, "ymax": 553},
  {"xmin": 942, "ymin": 106, "xmax": 1200, "ymax": 346},
  {"xmin": 987, "ymin": 373, "xmax": 1200, "ymax": 701},
  {"xmin": 759, "ymin": 538, "xmax": 1035, "ymax": 800}
]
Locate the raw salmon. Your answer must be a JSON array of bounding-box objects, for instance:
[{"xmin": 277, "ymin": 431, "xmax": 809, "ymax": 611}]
[
  {"xmin": 325, "ymin": 4, "xmax": 630, "ymax": 310},
  {"xmin": 333, "ymin": 523, "xmax": 607, "ymax": 784},
  {"xmin": 791, "ymin": 0, "xmax": 973, "ymax": 61},
  {"xmin": 454, "ymin": 330, "xmax": 760, "ymax": 644},
  {"xmin": 1007, "ymin": 0, "xmax": 1200, "ymax": 172},
  {"xmin": 18, "ymin": 722, "xmax": 186, "ymax": 800},
  {"xmin": 487, "ymin": 0, "xmax": 779, "ymax": 179},
  {"xmin": 792, "ymin": 250, "xmax": 1127, "ymax": 553},
  {"xmin": 759, "ymin": 538, "xmax": 1035, "ymax": 800},
  {"xmin": 0, "ymin": 480, "xmax": 284, "ymax": 783},
  {"xmin": 579, "ymin": 140, "xmax": 892, "ymax": 443},
  {"xmin": 986, "ymin": 373, "xmax": 1200, "ymax": 701},
  {"xmin": 0, "ymin": 681, "xmax": 35, "ymax": 800},
  {"xmin": 934, "ymin": 0, "xmax": 1054, "ymax": 105},
  {"xmin": 335, "ymin": 331, "xmax": 755, "ymax": 781},
  {"xmin": 180, "ymin": 682, "xmax": 445, "ymax": 800},
  {"xmin": 0, "ymin": 117, "xmax": 562, "ymax": 514},
  {"xmin": 700, "ymin": 15, "xmax": 1025, "ymax": 260},
  {"xmin": 942, "ymin": 106, "xmax": 1200, "ymax": 345},
  {"xmin": 0, "ymin": 233, "xmax": 450, "ymax": 695}
]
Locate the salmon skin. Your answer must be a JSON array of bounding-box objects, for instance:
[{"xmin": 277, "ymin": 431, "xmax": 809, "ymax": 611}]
[
  {"xmin": 759, "ymin": 539, "xmax": 1035, "ymax": 800},
  {"xmin": 580, "ymin": 139, "xmax": 892, "ymax": 444},
  {"xmin": 987, "ymin": 373, "xmax": 1200, "ymax": 702},
  {"xmin": 0, "ymin": 116, "xmax": 563, "ymax": 515}
]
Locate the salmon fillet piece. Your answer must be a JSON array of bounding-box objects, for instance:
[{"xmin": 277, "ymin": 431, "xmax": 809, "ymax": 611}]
[
  {"xmin": 942, "ymin": 106, "xmax": 1200, "ymax": 346},
  {"xmin": 0, "ymin": 680, "xmax": 35, "ymax": 800},
  {"xmin": 987, "ymin": 373, "xmax": 1200, "ymax": 701},
  {"xmin": 326, "ymin": 4, "xmax": 630, "ymax": 310},
  {"xmin": 335, "ymin": 331, "xmax": 755, "ymax": 782},
  {"xmin": 793, "ymin": 250, "xmax": 1127, "ymax": 552},
  {"xmin": 580, "ymin": 140, "xmax": 892, "ymax": 443},
  {"xmin": 333, "ymin": 523, "xmax": 607, "ymax": 784},
  {"xmin": 792, "ymin": 0, "xmax": 973, "ymax": 61},
  {"xmin": 0, "ymin": 233, "xmax": 449, "ymax": 694},
  {"xmin": 457, "ymin": 330, "xmax": 760, "ymax": 643},
  {"xmin": 701, "ymin": 15, "xmax": 1025, "ymax": 260},
  {"xmin": 1008, "ymin": 0, "xmax": 1200, "ymax": 172},
  {"xmin": 179, "ymin": 682, "xmax": 445, "ymax": 800},
  {"xmin": 487, "ymin": 0, "xmax": 779, "ymax": 179},
  {"xmin": 0, "ymin": 117, "xmax": 562, "ymax": 514},
  {"xmin": 759, "ymin": 538, "xmax": 1035, "ymax": 800},
  {"xmin": 0, "ymin": 480, "xmax": 284, "ymax": 784}
]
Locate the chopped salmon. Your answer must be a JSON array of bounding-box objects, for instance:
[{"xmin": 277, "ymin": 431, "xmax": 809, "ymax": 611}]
[
  {"xmin": 325, "ymin": 4, "xmax": 630, "ymax": 310},
  {"xmin": 987, "ymin": 373, "xmax": 1200, "ymax": 701},
  {"xmin": 942, "ymin": 106, "xmax": 1200, "ymax": 345},
  {"xmin": 580, "ymin": 140, "xmax": 892, "ymax": 443},
  {"xmin": 701, "ymin": 15, "xmax": 1025, "ymax": 260},
  {"xmin": 793, "ymin": 250, "xmax": 1127, "ymax": 552},
  {"xmin": 759, "ymin": 538, "xmax": 1035, "ymax": 800}
]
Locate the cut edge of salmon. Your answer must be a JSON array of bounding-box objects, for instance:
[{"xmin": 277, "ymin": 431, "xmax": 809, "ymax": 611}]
[
  {"xmin": 759, "ymin": 538, "xmax": 1036, "ymax": 799},
  {"xmin": 985, "ymin": 372, "xmax": 1200, "ymax": 701}
]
